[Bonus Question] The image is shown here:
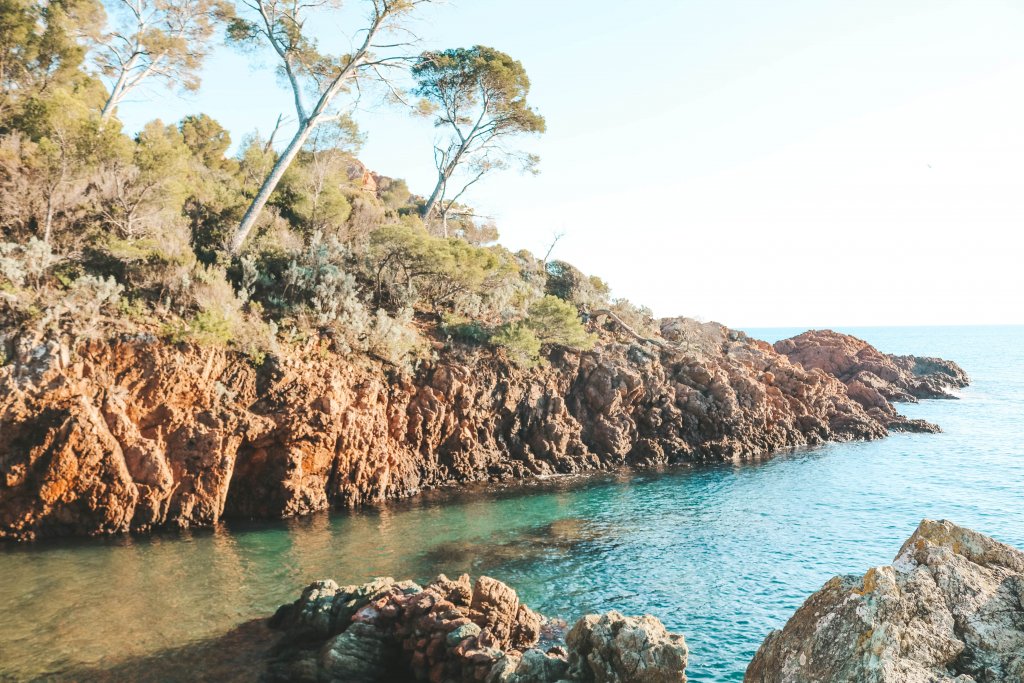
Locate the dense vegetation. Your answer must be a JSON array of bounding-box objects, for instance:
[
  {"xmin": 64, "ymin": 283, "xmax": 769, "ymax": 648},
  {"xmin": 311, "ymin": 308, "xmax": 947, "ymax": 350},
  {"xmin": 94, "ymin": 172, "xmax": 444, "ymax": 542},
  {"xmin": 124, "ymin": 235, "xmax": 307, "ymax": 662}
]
[{"xmin": 0, "ymin": 0, "xmax": 655, "ymax": 371}]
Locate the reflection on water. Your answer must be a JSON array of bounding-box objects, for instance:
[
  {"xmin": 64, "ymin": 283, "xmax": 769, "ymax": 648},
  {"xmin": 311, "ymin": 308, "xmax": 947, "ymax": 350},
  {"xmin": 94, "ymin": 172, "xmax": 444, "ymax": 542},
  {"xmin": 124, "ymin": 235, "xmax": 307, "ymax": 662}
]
[{"xmin": 1, "ymin": 326, "xmax": 1022, "ymax": 682}]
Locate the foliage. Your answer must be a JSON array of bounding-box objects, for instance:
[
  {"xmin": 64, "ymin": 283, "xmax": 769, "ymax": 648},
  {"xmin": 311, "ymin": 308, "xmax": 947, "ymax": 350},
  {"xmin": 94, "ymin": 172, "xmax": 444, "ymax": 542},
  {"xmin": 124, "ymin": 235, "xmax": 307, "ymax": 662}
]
[
  {"xmin": 179, "ymin": 113, "xmax": 233, "ymax": 170},
  {"xmin": 0, "ymin": 239, "xmax": 60, "ymax": 290},
  {"xmin": 491, "ymin": 322, "xmax": 541, "ymax": 368},
  {"xmin": 440, "ymin": 313, "xmax": 489, "ymax": 344},
  {"xmin": 492, "ymin": 295, "xmax": 594, "ymax": 368},
  {"xmin": 93, "ymin": 0, "xmax": 234, "ymax": 118},
  {"xmin": 280, "ymin": 230, "xmax": 366, "ymax": 327},
  {"xmin": 224, "ymin": 0, "xmax": 431, "ymax": 254},
  {"xmin": 0, "ymin": 239, "xmax": 123, "ymax": 339},
  {"xmin": 0, "ymin": 0, "xmax": 638, "ymax": 376},
  {"xmin": 3, "ymin": 81, "xmax": 122, "ymax": 244},
  {"xmin": 413, "ymin": 45, "xmax": 545, "ymax": 231},
  {"xmin": 61, "ymin": 274, "xmax": 123, "ymax": 339},
  {"xmin": 606, "ymin": 298, "xmax": 658, "ymax": 338},
  {"xmin": 378, "ymin": 176, "xmax": 412, "ymax": 212},
  {"xmin": 94, "ymin": 120, "xmax": 192, "ymax": 239},
  {"xmin": 545, "ymin": 259, "xmax": 610, "ymax": 311},
  {"xmin": 523, "ymin": 295, "xmax": 594, "ymax": 350},
  {"xmin": 238, "ymin": 229, "xmax": 427, "ymax": 367},
  {"xmin": 370, "ymin": 223, "xmax": 517, "ymax": 316},
  {"xmin": 0, "ymin": 0, "xmax": 104, "ymax": 123}
]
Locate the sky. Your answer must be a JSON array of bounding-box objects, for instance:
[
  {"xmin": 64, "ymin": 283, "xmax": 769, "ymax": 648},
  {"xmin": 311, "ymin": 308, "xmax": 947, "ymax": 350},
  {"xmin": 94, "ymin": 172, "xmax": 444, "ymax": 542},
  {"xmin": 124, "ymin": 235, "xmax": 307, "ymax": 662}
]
[{"xmin": 117, "ymin": 0, "xmax": 1024, "ymax": 328}]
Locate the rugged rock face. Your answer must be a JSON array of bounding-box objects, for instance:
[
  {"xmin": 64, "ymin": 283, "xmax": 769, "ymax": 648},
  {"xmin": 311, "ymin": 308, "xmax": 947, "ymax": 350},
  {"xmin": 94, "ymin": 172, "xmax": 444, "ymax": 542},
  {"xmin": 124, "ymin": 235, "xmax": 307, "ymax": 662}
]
[
  {"xmin": 0, "ymin": 319, "xmax": 964, "ymax": 540},
  {"xmin": 775, "ymin": 330, "xmax": 969, "ymax": 433},
  {"xmin": 567, "ymin": 611, "xmax": 688, "ymax": 683},
  {"xmin": 746, "ymin": 520, "xmax": 1024, "ymax": 683},
  {"xmin": 266, "ymin": 574, "xmax": 687, "ymax": 683}
]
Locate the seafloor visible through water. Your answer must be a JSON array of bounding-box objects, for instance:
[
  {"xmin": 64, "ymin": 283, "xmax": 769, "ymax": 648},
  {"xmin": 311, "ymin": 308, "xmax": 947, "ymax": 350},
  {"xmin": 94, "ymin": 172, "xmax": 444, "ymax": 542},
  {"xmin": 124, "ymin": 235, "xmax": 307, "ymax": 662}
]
[{"xmin": 1, "ymin": 326, "xmax": 1022, "ymax": 682}]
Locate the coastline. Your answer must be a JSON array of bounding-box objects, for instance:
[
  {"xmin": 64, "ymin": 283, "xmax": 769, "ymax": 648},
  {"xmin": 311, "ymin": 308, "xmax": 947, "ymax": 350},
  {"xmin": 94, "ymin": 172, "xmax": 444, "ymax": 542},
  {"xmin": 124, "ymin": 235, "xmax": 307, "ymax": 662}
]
[{"xmin": 0, "ymin": 322, "xmax": 965, "ymax": 542}]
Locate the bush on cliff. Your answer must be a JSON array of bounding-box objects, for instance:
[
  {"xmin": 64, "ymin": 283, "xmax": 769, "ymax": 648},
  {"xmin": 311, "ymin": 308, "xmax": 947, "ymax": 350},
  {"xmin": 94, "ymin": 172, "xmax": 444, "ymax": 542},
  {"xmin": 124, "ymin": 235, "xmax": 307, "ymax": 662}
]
[
  {"xmin": 492, "ymin": 323, "xmax": 543, "ymax": 367},
  {"xmin": 545, "ymin": 260, "xmax": 610, "ymax": 311},
  {"xmin": 492, "ymin": 295, "xmax": 594, "ymax": 367},
  {"xmin": 525, "ymin": 295, "xmax": 595, "ymax": 350},
  {"xmin": 369, "ymin": 223, "xmax": 520, "ymax": 320}
]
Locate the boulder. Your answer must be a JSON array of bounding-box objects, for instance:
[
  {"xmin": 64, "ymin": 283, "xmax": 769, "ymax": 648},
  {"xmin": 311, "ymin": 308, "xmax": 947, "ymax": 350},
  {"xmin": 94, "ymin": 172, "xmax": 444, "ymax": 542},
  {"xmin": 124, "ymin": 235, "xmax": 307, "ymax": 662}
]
[
  {"xmin": 566, "ymin": 611, "xmax": 688, "ymax": 682},
  {"xmin": 487, "ymin": 648, "xmax": 571, "ymax": 683},
  {"xmin": 320, "ymin": 621, "xmax": 400, "ymax": 682},
  {"xmin": 267, "ymin": 575, "xmax": 689, "ymax": 683},
  {"xmin": 746, "ymin": 519, "xmax": 1024, "ymax": 682},
  {"xmin": 470, "ymin": 575, "xmax": 543, "ymax": 650}
]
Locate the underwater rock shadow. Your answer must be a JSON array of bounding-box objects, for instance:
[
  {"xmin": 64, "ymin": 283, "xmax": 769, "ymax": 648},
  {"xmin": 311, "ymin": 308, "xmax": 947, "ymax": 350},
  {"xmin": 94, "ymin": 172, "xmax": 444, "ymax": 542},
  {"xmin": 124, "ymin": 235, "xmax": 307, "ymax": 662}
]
[
  {"xmin": 415, "ymin": 517, "xmax": 623, "ymax": 572},
  {"xmin": 47, "ymin": 618, "xmax": 276, "ymax": 683}
]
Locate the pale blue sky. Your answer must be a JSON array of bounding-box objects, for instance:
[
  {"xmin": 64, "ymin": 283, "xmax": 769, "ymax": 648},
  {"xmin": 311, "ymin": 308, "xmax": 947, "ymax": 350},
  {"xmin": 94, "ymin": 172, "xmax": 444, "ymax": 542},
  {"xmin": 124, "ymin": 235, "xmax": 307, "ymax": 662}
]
[{"xmin": 117, "ymin": 0, "xmax": 1024, "ymax": 327}]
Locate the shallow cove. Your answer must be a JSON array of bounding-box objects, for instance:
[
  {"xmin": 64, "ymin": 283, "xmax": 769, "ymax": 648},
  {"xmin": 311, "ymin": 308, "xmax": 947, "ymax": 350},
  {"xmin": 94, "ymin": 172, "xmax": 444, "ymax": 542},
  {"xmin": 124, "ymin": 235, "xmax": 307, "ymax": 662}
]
[{"xmin": 1, "ymin": 325, "xmax": 1022, "ymax": 682}]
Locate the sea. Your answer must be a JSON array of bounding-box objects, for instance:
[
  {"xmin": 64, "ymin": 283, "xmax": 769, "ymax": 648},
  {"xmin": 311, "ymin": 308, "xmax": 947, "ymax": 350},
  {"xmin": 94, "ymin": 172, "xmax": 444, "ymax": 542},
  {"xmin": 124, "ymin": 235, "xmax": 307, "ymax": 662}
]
[{"xmin": 1, "ymin": 325, "xmax": 1021, "ymax": 681}]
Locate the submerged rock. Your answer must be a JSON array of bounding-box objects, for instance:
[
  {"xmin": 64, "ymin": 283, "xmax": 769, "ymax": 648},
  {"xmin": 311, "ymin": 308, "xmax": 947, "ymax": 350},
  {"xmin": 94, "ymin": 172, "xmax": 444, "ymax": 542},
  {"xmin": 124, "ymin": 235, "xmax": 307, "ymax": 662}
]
[
  {"xmin": 266, "ymin": 574, "xmax": 687, "ymax": 683},
  {"xmin": 746, "ymin": 519, "xmax": 1024, "ymax": 683}
]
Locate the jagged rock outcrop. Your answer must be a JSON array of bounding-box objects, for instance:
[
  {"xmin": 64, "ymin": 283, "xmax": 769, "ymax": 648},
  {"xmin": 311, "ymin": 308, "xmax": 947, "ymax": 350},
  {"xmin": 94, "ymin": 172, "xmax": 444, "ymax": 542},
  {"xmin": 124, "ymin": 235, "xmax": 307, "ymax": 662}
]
[
  {"xmin": 567, "ymin": 611, "xmax": 688, "ymax": 683},
  {"xmin": 746, "ymin": 520, "xmax": 1024, "ymax": 683},
  {"xmin": 266, "ymin": 574, "xmax": 687, "ymax": 683},
  {"xmin": 0, "ymin": 318, "xmax": 965, "ymax": 540},
  {"xmin": 775, "ymin": 330, "xmax": 969, "ymax": 433}
]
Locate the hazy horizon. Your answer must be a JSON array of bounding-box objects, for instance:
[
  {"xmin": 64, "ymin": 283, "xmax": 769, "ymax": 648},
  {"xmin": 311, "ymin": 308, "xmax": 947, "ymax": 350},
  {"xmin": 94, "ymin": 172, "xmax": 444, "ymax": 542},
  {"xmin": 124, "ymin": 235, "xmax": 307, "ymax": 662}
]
[{"xmin": 116, "ymin": 0, "xmax": 1024, "ymax": 328}]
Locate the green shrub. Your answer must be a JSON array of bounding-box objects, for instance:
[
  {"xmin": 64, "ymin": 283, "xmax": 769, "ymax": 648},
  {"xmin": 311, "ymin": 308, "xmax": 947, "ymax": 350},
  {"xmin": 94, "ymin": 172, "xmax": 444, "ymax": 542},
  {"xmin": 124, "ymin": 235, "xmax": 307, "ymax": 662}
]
[
  {"xmin": 187, "ymin": 308, "xmax": 234, "ymax": 346},
  {"xmin": 370, "ymin": 223, "xmax": 517, "ymax": 316},
  {"xmin": 378, "ymin": 177, "xmax": 412, "ymax": 212},
  {"xmin": 492, "ymin": 295, "xmax": 594, "ymax": 367},
  {"xmin": 365, "ymin": 306, "xmax": 428, "ymax": 371},
  {"xmin": 161, "ymin": 264, "xmax": 249, "ymax": 347},
  {"xmin": 524, "ymin": 295, "xmax": 595, "ymax": 350},
  {"xmin": 492, "ymin": 322, "xmax": 541, "ymax": 368}
]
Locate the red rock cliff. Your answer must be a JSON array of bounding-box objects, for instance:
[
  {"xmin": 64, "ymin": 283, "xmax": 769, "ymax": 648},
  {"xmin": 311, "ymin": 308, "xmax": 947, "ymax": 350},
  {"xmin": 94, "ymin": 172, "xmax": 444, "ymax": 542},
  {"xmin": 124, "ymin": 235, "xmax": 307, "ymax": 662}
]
[{"xmin": 0, "ymin": 320, "xmax": 964, "ymax": 540}]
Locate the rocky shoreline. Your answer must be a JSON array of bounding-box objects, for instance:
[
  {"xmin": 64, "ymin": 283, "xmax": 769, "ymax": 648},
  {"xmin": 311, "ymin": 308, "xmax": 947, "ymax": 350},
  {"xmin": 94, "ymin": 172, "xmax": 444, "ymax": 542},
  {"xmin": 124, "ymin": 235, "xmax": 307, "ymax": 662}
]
[
  {"xmin": 260, "ymin": 520, "xmax": 1022, "ymax": 683},
  {"xmin": 0, "ymin": 321, "xmax": 968, "ymax": 541},
  {"xmin": 265, "ymin": 573, "xmax": 688, "ymax": 683}
]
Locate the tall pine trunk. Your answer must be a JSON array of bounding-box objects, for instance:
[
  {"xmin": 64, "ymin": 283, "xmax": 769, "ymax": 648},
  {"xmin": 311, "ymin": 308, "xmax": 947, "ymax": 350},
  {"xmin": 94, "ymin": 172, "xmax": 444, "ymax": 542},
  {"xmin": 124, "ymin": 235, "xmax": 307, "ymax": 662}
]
[
  {"xmin": 229, "ymin": 117, "xmax": 317, "ymax": 255},
  {"xmin": 100, "ymin": 54, "xmax": 136, "ymax": 120}
]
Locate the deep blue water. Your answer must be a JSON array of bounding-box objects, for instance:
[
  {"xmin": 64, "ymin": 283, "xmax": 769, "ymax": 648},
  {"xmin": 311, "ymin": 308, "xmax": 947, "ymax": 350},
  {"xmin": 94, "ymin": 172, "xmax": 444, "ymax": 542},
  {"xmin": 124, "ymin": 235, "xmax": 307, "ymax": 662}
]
[{"xmin": 1, "ymin": 326, "xmax": 1022, "ymax": 681}]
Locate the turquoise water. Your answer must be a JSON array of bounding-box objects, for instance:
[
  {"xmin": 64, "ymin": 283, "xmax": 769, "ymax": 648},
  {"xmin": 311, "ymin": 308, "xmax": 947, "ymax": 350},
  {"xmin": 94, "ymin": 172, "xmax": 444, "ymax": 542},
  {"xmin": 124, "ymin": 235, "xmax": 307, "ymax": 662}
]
[{"xmin": 1, "ymin": 326, "xmax": 1022, "ymax": 681}]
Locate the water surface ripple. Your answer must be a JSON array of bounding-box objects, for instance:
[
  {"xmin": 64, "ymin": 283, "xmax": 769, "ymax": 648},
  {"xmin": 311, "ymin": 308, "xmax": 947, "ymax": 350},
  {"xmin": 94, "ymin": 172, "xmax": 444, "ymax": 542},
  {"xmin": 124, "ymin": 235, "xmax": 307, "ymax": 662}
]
[{"xmin": 1, "ymin": 326, "xmax": 1022, "ymax": 681}]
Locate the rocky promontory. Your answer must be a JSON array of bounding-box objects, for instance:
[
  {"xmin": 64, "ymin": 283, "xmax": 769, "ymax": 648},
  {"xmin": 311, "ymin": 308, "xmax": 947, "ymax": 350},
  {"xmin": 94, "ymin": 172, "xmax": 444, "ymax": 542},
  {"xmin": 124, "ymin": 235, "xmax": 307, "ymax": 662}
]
[
  {"xmin": 0, "ymin": 321, "xmax": 968, "ymax": 540},
  {"xmin": 265, "ymin": 573, "xmax": 688, "ymax": 682},
  {"xmin": 775, "ymin": 330, "xmax": 969, "ymax": 432},
  {"xmin": 746, "ymin": 520, "xmax": 1024, "ymax": 683}
]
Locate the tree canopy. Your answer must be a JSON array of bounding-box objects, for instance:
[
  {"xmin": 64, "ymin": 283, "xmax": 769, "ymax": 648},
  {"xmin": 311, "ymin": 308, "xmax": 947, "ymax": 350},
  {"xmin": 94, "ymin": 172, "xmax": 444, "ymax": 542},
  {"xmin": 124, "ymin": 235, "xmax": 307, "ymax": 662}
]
[
  {"xmin": 0, "ymin": 0, "xmax": 620, "ymax": 375},
  {"xmin": 413, "ymin": 45, "xmax": 546, "ymax": 234},
  {"xmin": 224, "ymin": 0, "xmax": 431, "ymax": 255},
  {"xmin": 94, "ymin": 0, "xmax": 233, "ymax": 119}
]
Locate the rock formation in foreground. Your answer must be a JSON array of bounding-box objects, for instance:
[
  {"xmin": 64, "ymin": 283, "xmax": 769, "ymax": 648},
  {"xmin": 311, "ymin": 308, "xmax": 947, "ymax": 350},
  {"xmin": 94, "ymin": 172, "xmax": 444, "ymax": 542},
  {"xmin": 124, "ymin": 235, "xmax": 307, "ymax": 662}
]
[
  {"xmin": 266, "ymin": 573, "xmax": 687, "ymax": 683},
  {"xmin": 775, "ymin": 330, "xmax": 969, "ymax": 432},
  {"xmin": 746, "ymin": 520, "xmax": 1024, "ymax": 683},
  {"xmin": 0, "ymin": 320, "xmax": 968, "ymax": 540}
]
